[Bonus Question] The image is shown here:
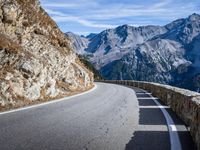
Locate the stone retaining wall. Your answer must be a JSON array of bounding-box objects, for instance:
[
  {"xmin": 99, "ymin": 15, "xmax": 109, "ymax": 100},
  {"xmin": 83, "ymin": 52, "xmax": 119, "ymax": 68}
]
[{"xmin": 99, "ymin": 80, "xmax": 200, "ymax": 150}]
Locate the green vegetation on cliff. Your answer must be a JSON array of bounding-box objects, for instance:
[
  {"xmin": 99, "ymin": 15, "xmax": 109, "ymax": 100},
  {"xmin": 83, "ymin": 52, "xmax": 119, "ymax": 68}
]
[{"xmin": 78, "ymin": 55, "xmax": 103, "ymax": 80}]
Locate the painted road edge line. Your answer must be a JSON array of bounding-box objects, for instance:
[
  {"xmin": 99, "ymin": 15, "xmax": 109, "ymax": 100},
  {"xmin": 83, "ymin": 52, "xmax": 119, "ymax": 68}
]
[
  {"xmin": 0, "ymin": 84, "xmax": 97, "ymax": 116},
  {"xmin": 145, "ymin": 92, "xmax": 182, "ymax": 150},
  {"xmin": 137, "ymin": 88, "xmax": 182, "ymax": 150},
  {"xmin": 152, "ymin": 98, "xmax": 182, "ymax": 150}
]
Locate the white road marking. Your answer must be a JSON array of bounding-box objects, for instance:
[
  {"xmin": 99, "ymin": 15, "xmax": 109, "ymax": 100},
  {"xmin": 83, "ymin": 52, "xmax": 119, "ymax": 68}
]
[
  {"xmin": 145, "ymin": 92, "xmax": 182, "ymax": 150},
  {"xmin": 152, "ymin": 98, "xmax": 182, "ymax": 150},
  {"xmin": 0, "ymin": 84, "xmax": 97, "ymax": 116},
  {"xmin": 170, "ymin": 125, "xmax": 178, "ymax": 131},
  {"xmin": 137, "ymin": 125, "xmax": 168, "ymax": 131},
  {"xmin": 139, "ymin": 106, "xmax": 170, "ymax": 109},
  {"xmin": 137, "ymin": 97, "xmax": 158, "ymax": 100},
  {"xmin": 136, "ymin": 92, "xmax": 152, "ymax": 94},
  {"xmin": 136, "ymin": 87, "xmax": 182, "ymax": 150},
  {"xmin": 137, "ymin": 125, "xmax": 187, "ymax": 132}
]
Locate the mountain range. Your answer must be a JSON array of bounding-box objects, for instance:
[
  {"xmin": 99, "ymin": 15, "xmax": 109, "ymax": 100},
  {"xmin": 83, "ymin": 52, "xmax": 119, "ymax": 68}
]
[{"xmin": 66, "ymin": 13, "xmax": 200, "ymax": 91}]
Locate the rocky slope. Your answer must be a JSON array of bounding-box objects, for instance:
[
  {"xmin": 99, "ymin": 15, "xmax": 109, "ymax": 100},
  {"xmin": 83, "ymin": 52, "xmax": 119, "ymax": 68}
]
[
  {"xmin": 67, "ymin": 13, "xmax": 200, "ymax": 91},
  {"xmin": 65, "ymin": 32, "xmax": 89, "ymax": 54},
  {"xmin": 0, "ymin": 0, "xmax": 93, "ymax": 110},
  {"xmin": 102, "ymin": 14, "xmax": 200, "ymax": 91},
  {"xmin": 78, "ymin": 55, "xmax": 103, "ymax": 80},
  {"xmin": 67, "ymin": 25, "xmax": 167, "ymax": 70}
]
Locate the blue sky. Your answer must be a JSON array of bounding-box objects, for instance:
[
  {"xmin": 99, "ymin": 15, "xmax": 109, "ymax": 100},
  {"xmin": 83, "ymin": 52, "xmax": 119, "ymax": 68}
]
[{"xmin": 40, "ymin": 0, "xmax": 200, "ymax": 35}]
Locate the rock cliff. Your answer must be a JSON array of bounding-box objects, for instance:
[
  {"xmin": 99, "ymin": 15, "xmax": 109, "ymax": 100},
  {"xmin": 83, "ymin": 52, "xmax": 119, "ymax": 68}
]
[{"xmin": 0, "ymin": 0, "xmax": 93, "ymax": 110}]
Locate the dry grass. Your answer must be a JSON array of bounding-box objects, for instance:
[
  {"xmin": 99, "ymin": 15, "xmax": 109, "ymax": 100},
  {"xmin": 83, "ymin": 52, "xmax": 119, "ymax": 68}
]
[
  {"xmin": 0, "ymin": 0, "xmax": 94, "ymax": 112},
  {"xmin": 56, "ymin": 80, "xmax": 71, "ymax": 91},
  {"xmin": 15, "ymin": 0, "xmax": 72, "ymax": 55},
  {"xmin": 0, "ymin": 34, "xmax": 22, "ymax": 53},
  {"xmin": 0, "ymin": 66, "xmax": 15, "ymax": 79}
]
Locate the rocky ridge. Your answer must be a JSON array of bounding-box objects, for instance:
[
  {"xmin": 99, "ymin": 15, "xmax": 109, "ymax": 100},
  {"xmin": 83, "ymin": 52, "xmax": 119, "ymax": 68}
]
[
  {"xmin": 67, "ymin": 13, "xmax": 200, "ymax": 91},
  {"xmin": 0, "ymin": 0, "xmax": 93, "ymax": 110}
]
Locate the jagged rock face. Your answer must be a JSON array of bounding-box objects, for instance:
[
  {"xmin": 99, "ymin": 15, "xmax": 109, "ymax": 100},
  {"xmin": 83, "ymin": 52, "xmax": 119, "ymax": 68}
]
[
  {"xmin": 0, "ymin": 0, "xmax": 93, "ymax": 109},
  {"xmin": 101, "ymin": 39, "xmax": 191, "ymax": 82},
  {"xmin": 69, "ymin": 13, "xmax": 200, "ymax": 91},
  {"xmin": 66, "ymin": 32, "xmax": 89, "ymax": 55},
  {"xmin": 66, "ymin": 25, "xmax": 167, "ymax": 69},
  {"xmin": 163, "ymin": 14, "xmax": 200, "ymax": 44},
  {"xmin": 100, "ymin": 14, "xmax": 200, "ymax": 91}
]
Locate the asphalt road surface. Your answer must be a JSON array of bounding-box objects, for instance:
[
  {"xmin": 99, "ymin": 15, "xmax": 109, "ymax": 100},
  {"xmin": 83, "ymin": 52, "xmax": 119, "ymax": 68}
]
[{"xmin": 0, "ymin": 82, "xmax": 196, "ymax": 150}]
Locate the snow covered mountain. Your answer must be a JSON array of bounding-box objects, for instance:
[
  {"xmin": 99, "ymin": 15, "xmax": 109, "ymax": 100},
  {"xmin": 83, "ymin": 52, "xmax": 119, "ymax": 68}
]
[{"xmin": 66, "ymin": 13, "xmax": 200, "ymax": 91}]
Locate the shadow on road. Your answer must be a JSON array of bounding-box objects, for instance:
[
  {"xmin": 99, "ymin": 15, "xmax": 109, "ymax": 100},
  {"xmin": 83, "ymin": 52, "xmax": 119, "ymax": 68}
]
[
  {"xmin": 125, "ymin": 130, "xmax": 195, "ymax": 150},
  {"xmin": 139, "ymin": 107, "xmax": 167, "ymax": 125},
  {"xmin": 138, "ymin": 98, "xmax": 157, "ymax": 106},
  {"xmin": 124, "ymin": 88, "xmax": 196, "ymax": 150},
  {"xmin": 125, "ymin": 131, "xmax": 170, "ymax": 150}
]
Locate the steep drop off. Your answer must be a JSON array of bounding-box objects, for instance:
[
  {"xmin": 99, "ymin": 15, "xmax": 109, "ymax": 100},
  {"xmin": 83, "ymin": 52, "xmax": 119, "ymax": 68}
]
[{"xmin": 0, "ymin": 0, "xmax": 93, "ymax": 110}]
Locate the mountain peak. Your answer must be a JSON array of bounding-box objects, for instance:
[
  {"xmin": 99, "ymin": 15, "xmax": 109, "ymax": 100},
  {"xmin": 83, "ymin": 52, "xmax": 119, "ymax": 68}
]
[
  {"xmin": 86, "ymin": 33, "xmax": 97, "ymax": 40},
  {"xmin": 190, "ymin": 13, "xmax": 200, "ymax": 17},
  {"xmin": 118, "ymin": 24, "xmax": 131, "ymax": 29},
  {"xmin": 121, "ymin": 24, "xmax": 129, "ymax": 27},
  {"xmin": 188, "ymin": 13, "xmax": 200, "ymax": 21}
]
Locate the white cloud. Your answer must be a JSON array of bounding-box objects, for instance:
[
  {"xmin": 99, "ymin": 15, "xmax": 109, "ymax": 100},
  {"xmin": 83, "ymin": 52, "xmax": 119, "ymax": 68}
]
[
  {"xmin": 52, "ymin": 16, "xmax": 117, "ymax": 28},
  {"xmin": 45, "ymin": 9, "xmax": 117, "ymax": 29},
  {"xmin": 45, "ymin": 9, "xmax": 65, "ymax": 16},
  {"xmin": 41, "ymin": 0, "xmax": 99, "ymax": 9},
  {"xmin": 43, "ymin": 3, "xmax": 78, "ymax": 8},
  {"xmin": 152, "ymin": 0, "xmax": 172, "ymax": 9},
  {"xmin": 42, "ymin": 0, "xmax": 200, "ymax": 30},
  {"xmin": 87, "ymin": 0, "xmax": 199, "ymax": 20}
]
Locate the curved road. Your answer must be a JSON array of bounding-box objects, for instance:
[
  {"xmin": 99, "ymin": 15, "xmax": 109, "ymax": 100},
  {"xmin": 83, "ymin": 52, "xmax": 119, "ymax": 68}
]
[{"xmin": 0, "ymin": 83, "xmax": 195, "ymax": 150}]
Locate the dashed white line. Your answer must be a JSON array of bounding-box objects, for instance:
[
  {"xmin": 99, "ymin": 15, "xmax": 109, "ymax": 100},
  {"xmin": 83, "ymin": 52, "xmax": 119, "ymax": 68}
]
[
  {"xmin": 170, "ymin": 125, "xmax": 178, "ymax": 132},
  {"xmin": 137, "ymin": 124, "xmax": 187, "ymax": 132},
  {"xmin": 137, "ymin": 97, "xmax": 158, "ymax": 100},
  {"xmin": 148, "ymin": 93, "xmax": 182, "ymax": 150},
  {"xmin": 136, "ymin": 88, "xmax": 182, "ymax": 150},
  {"xmin": 136, "ymin": 92, "xmax": 152, "ymax": 95},
  {"xmin": 139, "ymin": 106, "xmax": 170, "ymax": 109}
]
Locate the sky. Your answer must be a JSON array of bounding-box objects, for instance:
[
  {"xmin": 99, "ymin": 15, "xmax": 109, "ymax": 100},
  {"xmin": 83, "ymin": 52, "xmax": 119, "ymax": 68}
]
[{"xmin": 40, "ymin": 0, "xmax": 200, "ymax": 36}]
